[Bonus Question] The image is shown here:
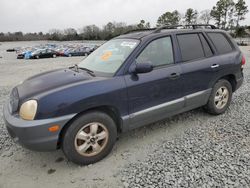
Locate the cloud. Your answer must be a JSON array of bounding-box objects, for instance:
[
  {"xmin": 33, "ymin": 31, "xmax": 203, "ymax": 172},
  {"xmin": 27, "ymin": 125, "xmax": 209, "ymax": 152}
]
[{"xmin": 0, "ymin": 0, "xmax": 249, "ymax": 33}]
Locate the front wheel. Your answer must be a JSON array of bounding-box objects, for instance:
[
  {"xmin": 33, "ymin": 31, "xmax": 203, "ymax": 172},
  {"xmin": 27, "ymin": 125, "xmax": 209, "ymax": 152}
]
[
  {"xmin": 204, "ymin": 79, "xmax": 232, "ymax": 115},
  {"xmin": 62, "ymin": 111, "xmax": 117, "ymax": 165}
]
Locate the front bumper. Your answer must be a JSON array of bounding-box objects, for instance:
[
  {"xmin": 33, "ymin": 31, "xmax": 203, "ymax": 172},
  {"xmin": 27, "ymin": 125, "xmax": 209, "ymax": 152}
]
[{"xmin": 3, "ymin": 102, "xmax": 75, "ymax": 151}]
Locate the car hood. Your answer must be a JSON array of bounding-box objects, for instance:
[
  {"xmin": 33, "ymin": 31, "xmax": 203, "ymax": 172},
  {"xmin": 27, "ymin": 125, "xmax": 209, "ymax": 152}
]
[{"xmin": 17, "ymin": 68, "xmax": 92, "ymax": 100}]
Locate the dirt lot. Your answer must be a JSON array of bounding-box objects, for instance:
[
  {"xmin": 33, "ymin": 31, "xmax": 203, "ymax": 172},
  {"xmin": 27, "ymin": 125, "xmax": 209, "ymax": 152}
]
[{"xmin": 0, "ymin": 41, "xmax": 250, "ymax": 188}]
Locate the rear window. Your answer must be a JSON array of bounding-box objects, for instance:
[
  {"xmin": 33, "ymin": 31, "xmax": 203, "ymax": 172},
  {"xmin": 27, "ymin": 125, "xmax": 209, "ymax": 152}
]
[
  {"xmin": 207, "ymin": 32, "xmax": 233, "ymax": 54},
  {"xmin": 177, "ymin": 34, "xmax": 205, "ymax": 62}
]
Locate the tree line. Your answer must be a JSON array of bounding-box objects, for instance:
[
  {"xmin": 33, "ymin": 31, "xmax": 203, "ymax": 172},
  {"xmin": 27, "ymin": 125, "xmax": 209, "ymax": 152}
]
[
  {"xmin": 156, "ymin": 0, "xmax": 248, "ymax": 28},
  {"xmin": 0, "ymin": 0, "xmax": 248, "ymax": 42}
]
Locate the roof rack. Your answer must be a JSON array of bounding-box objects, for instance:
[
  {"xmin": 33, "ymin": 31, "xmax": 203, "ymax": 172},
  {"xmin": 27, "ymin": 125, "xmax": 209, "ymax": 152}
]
[
  {"xmin": 153, "ymin": 24, "xmax": 217, "ymax": 33},
  {"xmin": 124, "ymin": 24, "xmax": 217, "ymax": 35}
]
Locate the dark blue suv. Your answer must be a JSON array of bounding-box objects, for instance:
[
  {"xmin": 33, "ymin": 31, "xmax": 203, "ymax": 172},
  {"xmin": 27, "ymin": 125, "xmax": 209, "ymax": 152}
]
[{"xmin": 3, "ymin": 25, "xmax": 245, "ymax": 165}]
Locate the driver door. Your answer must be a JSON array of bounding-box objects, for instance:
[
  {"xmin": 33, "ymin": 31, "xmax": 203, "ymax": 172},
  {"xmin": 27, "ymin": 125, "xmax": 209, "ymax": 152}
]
[{"xmin": 124, "ymin": 36, "xmax": 184, "ymax": 129}]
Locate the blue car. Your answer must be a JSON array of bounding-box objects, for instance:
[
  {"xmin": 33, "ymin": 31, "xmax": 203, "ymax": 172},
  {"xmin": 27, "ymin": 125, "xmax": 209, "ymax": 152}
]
[{"xmin": 3, "ymin": 24, "xmax": 244, "ymax": 165}]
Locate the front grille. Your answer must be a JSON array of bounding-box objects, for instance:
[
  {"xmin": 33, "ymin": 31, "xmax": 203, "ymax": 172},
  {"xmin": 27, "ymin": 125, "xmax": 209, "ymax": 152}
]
[{"xmin": 9, "ymin": 87, "xmax": 19, "ymax": 114}]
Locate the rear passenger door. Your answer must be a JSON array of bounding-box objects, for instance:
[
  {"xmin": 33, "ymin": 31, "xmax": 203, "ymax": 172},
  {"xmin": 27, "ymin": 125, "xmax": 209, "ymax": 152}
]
[
  {"xmin": 206, "ymin": 32, "xmax": 238, "ymax": 76},
  {"xmin": 176, "ymin": 33, "xmax": 220, "ymax": 107}
]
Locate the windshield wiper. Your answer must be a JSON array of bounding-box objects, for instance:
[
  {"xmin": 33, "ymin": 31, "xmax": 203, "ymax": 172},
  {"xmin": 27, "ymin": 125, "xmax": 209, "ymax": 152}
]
[{"xmin": 69, "ymin": 64, "xmax": 95, "ymax": 77}]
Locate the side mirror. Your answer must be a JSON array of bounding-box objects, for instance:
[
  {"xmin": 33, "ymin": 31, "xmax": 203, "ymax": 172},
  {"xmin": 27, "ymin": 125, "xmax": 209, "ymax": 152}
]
[{"xmin": 129, "ymin": 62, "xmax": 153, "ymax": 74}]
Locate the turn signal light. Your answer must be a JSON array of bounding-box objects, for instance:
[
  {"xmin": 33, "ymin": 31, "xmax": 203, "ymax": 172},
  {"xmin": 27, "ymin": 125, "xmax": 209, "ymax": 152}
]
[{"xmin": 48, "ymin": 125, "xmax": 60, "ymax": 132}]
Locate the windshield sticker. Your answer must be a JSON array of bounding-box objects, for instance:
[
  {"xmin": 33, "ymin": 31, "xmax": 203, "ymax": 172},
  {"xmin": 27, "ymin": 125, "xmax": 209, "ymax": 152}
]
[
  {"xmin": 101, "ymin": 51, "xmax": 112, "ymax": 61},
  {"xmin": 121, "ymin": 41, "xmax": 137, "ymax": 48}
]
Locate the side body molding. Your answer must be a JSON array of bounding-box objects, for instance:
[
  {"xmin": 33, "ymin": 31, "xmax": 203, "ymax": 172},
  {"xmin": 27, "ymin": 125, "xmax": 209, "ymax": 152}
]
[{"xmin": 121, "ymin": 88, "xmax": 212, "ymax": 131}]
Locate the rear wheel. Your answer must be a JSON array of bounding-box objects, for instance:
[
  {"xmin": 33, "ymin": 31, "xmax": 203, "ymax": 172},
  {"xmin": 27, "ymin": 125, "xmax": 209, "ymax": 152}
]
[
  {"xmin": 62, "ymin": 111, "xmax": 117, "ymax": 165},
  {"xmin": 204, "ymin": 79, "xmax": 232, "ymax": 115},
  {"xmin": 36, "ymin": 55, "xmax": 39, "ymax": 59},
  {"xmin": 53, "ymin": 54, "xmax": 57, "ymax": 58}
]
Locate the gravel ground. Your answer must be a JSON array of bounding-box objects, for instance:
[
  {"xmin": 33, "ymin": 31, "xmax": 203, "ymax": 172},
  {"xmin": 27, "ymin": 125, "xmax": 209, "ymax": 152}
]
[
  {"xmin": 120, "ymin": 93, "xmax": 250, "ymax": 187},
  {"xmin": 119, "ymin": 48, "xmax": 250, "ymax": 188},
  {"xmin": 0, "ymin": 41, "xmax": 250, "ymax": 188}
]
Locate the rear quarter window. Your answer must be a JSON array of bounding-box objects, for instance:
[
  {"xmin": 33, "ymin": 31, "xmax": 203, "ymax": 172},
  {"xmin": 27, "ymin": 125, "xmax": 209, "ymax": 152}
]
[{"xmin": 207, "ymin": 32, "xmax": 233, "ymax": 54}]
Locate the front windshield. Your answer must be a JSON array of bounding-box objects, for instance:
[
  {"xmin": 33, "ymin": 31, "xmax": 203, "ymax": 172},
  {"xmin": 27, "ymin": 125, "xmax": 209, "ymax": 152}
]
[{"xmin": 78, "ymin": 39, "xmax": 139, "ymax": 74}]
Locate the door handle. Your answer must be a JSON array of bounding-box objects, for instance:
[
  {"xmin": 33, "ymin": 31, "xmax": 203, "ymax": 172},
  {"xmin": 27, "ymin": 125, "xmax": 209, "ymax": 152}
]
[
  {"xmin": 169, "ymin": 72, "xmax": 180, "ymax": 79},
  {"xmin": 211, "ymin": 64, "xmax": 220, "ymax": 68}
]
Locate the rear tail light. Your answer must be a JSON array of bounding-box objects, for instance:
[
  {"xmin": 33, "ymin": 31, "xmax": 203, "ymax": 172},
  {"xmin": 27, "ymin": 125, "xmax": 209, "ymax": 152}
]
[{"xmin": 241, "ymin": 55, "xmax": 246, "ymax": 69}]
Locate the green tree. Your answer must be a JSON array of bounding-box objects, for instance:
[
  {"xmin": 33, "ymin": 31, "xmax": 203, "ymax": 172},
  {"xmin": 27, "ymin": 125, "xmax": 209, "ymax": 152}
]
[
  {"xmin": 235, "ymin": 26, "xmax": 246, "ymax": 37},
  {"xmin": 222, "ymin": 0, "xmax": 235, "ymax": 29},
  {"xmin": 235, "ymin": 0, "xmax": 249, "ymax": 27},
  {"xmin": 228, "ymin": 7, "xmax": 235, "ymax": 29},
  {"xmin": 156, "ymin": 10, "xmax": 180, "ymax": 26},
  {"xmin": 49, "ymin": 29, "xmax": 63, "ymax": 40},
  {"xmin": 184, "ymin": 8, "xmax": 198, "ymax": 24},
  {"xmin": 211, "ymin": 1, "xmax": 224, "ymax": 28},
  {"xmin": 63, "ymin": 28, "xmax": 78, "ymax": 40},
  {"xmin": 211, "ymin": 0, "xmax": 234, "ymax": 29},
  {"xmin": 137, "ymin": 20, "xmax": 151, "ymax": 29},
  {"xmin": 81, "ymin": 25, "xmax": 100, "ymax": 40}
]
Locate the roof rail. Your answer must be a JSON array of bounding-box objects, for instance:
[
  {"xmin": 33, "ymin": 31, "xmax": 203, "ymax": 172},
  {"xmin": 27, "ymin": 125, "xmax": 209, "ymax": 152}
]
[
  {"xmin": 123, "ymin": 24, "xmax": 217, "ymax": 35},
  {"xmin": 153, "ymin": 24, "xmax": 217, "ymax": 33},
  {"xmin": 186, "ymin": 24, "xmax": 217, "ymax": 29},
  {"xmin": 124, "ymin": 28, "xmax": 156, "ymax": 35}
]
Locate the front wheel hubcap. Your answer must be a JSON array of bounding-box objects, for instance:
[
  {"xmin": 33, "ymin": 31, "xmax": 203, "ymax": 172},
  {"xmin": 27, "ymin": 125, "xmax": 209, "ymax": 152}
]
[
  {"xmin": 74, "ymin": 122, "xmax": 109, "ymax": 157},
  {"xmin": 214, "ymin": 86, "xmax": 229, "ymax": 109}
]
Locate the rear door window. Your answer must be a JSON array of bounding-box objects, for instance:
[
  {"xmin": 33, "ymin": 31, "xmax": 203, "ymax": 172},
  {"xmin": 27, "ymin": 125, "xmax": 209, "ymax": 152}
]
[
  {"xmin": 207, "ymin": 32, "xmax": 233, "ymax": 54},
  {"xmin": 177, "ymin": 34, "xmax": 205, "ymax": 62}
]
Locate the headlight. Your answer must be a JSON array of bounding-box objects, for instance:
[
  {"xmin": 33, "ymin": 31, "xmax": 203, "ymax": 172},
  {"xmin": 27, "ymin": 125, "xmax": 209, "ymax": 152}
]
[{"xmin": 19, "ymin": 100, "xmax": 37, "ymax": 120}]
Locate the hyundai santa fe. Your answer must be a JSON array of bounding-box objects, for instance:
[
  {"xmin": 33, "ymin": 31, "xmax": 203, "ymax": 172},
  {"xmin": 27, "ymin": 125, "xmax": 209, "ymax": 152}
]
[{"xmin": 3, "ymin": 25, "xmax": 245, "ymax": 165}]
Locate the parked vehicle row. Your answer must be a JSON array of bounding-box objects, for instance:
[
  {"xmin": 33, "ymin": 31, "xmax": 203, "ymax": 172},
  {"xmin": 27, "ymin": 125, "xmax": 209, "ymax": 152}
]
[{"xmin": 14, "ymin": 43, "xmax": 100, "ymax": 59}]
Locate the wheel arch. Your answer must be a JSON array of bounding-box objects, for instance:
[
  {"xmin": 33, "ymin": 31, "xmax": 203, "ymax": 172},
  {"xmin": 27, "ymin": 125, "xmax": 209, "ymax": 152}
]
[
  {"xmin": 57, "ymin": 105, "xmax": 122, "ymax": 148},
  {"xmin": 211, "ymin": 74, "xmax": 236, "ymax": 92},
  {"xmin": 218, "ymin": 74, "xmax": 237, "ymax": 92}
]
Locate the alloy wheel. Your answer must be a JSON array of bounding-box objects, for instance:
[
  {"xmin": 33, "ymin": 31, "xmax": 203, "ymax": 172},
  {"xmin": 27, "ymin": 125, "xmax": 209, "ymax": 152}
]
[
  {"xmin": 214, "ymin": 86, "xmax": 229, "ymax": 109},
  {"xmin": 74, "ymin": 122, "xmax": 109, "ymax": 157}
]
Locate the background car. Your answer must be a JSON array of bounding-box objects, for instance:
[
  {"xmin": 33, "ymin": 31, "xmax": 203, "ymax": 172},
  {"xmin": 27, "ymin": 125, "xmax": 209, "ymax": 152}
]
[
  {"xmin": 64, "ymin": 47, "xmax": 91, "ymax": 57},
  {"xmin": 14, "ymin": 43, "xmax": 101, "ymax": 59},
  {"xmin": 30, "ymin": 49, "xmax": 57, "ymax": 59}
]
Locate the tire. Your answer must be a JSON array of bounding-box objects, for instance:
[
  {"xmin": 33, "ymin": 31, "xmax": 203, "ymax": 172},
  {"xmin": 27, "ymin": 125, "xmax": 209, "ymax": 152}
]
[
  {"xmin": 62, "ymin": 111, "xmax": 117, "ymax": 165},
  {"xmin": 68, "ymin": 54, "xmax": 72, "ymax": 57},
  {"xmin": 36, "ymin": 55, "xmax": 39, "ymax": 59},
  {"xmin": 84, "ymin": 53, "xmax": 88, "ymax": 56},
  {"xmin": 204, "ymin": 79, "xmax": 232, "ymax": 115},
  {"xmin": 53, "ymin": 54, "xmax": 57, "ymax": 58}
]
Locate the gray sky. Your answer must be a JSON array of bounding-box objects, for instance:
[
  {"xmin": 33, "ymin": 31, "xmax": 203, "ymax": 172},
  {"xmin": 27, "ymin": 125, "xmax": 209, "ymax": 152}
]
[{"xmin": 0, "ymin": 0, "xmax": 250, "ymax": 33}]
